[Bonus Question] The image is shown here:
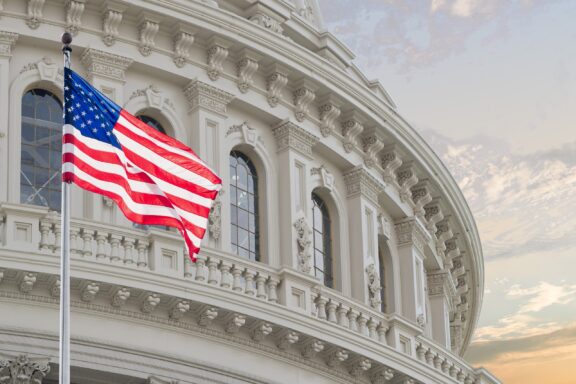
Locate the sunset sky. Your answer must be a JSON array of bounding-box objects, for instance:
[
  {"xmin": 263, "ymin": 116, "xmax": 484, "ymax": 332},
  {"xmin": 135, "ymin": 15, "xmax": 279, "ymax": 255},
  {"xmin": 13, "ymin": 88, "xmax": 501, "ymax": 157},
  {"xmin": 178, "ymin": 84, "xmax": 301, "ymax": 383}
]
[{"xmin": 318, "ymin": 1, "xmax": 576, "ymax": 383}]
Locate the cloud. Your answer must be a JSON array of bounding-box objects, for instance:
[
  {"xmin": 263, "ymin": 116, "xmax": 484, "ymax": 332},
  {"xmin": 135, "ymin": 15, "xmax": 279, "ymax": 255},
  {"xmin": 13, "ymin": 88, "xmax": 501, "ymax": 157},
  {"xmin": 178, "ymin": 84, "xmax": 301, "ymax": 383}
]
[
  {"xmin": 507, "ymin": 282, "xmax": 576, "ymax": 314},
  {"xmin": 474, "ymin": 313, "xmax": 562, "ymax": 342},
  {"xmin": 420, "ymin": 130, "xmax": 576, "ymax": 261},
  {"xmin": 467, "ymin": 323, "xmax": 576, "ymax": 365},
  {"xmin": 317, "ymin": 0, "xmax": 558, "ymax": 72}
]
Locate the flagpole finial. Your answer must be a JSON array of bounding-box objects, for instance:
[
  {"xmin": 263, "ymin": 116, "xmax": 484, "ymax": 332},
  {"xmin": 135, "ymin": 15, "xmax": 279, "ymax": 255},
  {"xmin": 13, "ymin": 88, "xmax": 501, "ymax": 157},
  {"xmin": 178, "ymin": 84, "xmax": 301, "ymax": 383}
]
[{"xmin": 61, "ymin": 32, "xmax": 72, "ymax": 52}]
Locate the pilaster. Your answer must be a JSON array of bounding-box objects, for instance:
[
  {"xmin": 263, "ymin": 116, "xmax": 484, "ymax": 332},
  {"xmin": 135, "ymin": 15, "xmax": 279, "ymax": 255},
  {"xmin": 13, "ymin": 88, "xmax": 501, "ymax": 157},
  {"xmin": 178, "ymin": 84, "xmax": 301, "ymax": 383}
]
[
  {"xmin": 427, "ymin": 271, "xmax": 454, "ymax": 348},
  {"xmin": 343, "ymin": 167, "xmax": 383, "ymax": 303},
  {"xmin": 183, "ymin": 79, "xmax": 234, "ymax": 250},
  {"xmin": 394, "ymin": 218, "xmax": 428, "ymax": 326},
  {"xmin": 0, "ymin": 31, "xmax": 17, "ymax": 203},
  {"xmin": 272, "ymin": 120, "xmax": 319, "ymax": 272}
]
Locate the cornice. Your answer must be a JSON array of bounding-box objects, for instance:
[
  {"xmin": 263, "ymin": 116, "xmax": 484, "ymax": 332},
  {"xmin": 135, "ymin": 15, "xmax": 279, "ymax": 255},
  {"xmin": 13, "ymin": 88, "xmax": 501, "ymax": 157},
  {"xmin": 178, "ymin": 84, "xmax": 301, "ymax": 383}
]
[{"xmin": 80, "ymin": 48, "xmax": 133, "ymax": 82}]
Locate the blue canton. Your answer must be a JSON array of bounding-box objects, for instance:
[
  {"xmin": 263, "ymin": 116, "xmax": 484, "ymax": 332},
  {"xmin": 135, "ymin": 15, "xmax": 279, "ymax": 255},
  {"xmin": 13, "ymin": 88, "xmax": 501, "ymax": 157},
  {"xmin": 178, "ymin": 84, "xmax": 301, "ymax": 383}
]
[{"xmin": 64, "ymin": 68, "xmax": 122, "ymax": 149}]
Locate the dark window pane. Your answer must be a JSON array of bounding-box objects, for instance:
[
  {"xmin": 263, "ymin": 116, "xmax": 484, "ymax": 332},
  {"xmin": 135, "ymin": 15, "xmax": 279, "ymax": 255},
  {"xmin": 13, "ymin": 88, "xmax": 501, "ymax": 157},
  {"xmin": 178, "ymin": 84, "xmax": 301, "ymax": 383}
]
[
  {"xmin": 20, "ymin": 89, "xmax": 62, "ymax": 210},
  {"xmin": 137, "ymin": 115, "xmax": 166, "ymax": 134},
  {"xmin": 229, "ymin": 150, "xmax": 259, "ymax": 262},
  {"xmin": 312, "ymin": 192, "xmax": 333, "ymax": 288}
]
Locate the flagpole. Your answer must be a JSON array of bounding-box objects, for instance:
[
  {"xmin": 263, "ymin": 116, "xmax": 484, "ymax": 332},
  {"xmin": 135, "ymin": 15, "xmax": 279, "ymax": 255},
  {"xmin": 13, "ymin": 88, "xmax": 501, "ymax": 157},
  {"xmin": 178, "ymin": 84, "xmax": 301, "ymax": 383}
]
[{"xmin": 60, "ymin": 31, "xmax": 72, "ymax": 384}]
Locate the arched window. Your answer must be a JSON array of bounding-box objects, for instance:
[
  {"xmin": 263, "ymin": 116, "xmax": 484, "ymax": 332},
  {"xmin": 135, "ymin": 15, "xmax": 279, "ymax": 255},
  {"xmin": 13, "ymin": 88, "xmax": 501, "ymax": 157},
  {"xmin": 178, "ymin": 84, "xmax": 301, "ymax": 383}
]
[
  {"xmin": 230, "ymin": 151, "xmax": 259, "ymax": 261},
  {"xmin": 312, "ymin": 192, "xmax": 333, "ymax": 287},
  {"xmin": 20, "ymin": 89, "xmax": 63, "ymax": 210},
  {"xmin": 379, "ymin": 247, "xmax": 387, "ymax": 312},
  {"xmin": 137, "ymin": 115, "xmax": 166, "ymax": 134}
]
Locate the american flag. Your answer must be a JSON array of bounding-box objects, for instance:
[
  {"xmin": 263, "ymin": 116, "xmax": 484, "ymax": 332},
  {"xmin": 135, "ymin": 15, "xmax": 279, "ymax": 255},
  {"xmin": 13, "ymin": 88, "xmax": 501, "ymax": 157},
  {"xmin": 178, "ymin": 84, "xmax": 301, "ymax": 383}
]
[{"xmin": 62, "ymin": 68, "xmax": 221, "ymax": 261}]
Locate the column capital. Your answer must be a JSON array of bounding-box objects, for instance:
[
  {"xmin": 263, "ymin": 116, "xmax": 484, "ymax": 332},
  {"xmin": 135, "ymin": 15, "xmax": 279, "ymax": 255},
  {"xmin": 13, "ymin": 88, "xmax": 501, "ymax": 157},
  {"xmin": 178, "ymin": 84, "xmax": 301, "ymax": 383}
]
[
  {"xmin": 272, "ymin": 119, "xmax": 319, "ymax": 158},
  {"xmin": 343, "ymin": 166, "xmax": 382, "ymax": 205},
  {"xmin": 394, "ymin": 217, "xmax": 430, "ymax": 254},
  {"xmin": 80, "ymin": 48, "xmax": 133, "ymax": 82},
  {"xmin": 427, "ymin": 270, "xmax": 456, "ymax": 298},
  {"xmin": 0, "ymin": 31, "xmax": 18, "ymax": 58},
  {"xmin": 183, "ymin": 79, "xmax": 234, "ymax": 116},
  {"xmin": 0, "ymin": 354, "xmax": 50, "ymax": 384}
]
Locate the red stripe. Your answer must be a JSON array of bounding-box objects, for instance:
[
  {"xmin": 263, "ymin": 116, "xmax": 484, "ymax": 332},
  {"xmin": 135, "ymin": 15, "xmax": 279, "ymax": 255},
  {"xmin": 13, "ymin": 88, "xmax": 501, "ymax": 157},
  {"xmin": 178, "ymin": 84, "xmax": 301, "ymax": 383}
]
[
  {"xmin": 63, "ymin": 151, "xmax": 211, "ymax": 219},
  {"xmin": 63, "ymin": 170, "xmax": 204, "ymax": 257},
  {"xmin": 118, "ymin": 112, "xmax": 221, "ymax": 184}
]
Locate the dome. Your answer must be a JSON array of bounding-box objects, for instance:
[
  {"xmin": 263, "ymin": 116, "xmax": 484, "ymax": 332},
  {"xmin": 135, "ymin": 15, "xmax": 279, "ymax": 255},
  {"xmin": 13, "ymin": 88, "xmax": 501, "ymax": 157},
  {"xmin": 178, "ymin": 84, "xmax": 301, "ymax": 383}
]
[{"xmin": 0, "ymin": 0, "xmax": 500, "ymax": 383}]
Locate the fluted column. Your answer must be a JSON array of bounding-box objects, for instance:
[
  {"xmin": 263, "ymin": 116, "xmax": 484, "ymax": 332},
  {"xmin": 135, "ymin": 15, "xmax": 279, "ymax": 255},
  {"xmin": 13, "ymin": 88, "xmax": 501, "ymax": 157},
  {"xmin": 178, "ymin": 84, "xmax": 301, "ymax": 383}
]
[
  {"xmin": 183, "ymin": 80, "xmax": 234, "ymax": 250},
  {"xmin": 0, "ymin": 31, "xmax": 18, "ymax": 202},
  {"xmin": 343, "ymin": 167, "xmax": 382, "ymax": 302}
]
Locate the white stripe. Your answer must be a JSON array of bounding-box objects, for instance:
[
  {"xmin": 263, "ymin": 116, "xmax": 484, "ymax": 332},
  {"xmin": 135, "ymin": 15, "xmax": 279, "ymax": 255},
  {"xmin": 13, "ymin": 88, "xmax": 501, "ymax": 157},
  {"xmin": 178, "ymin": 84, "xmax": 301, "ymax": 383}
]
[
  {"xmin": 64, "ymin": 126, "xmax": 213, "ymax": 207},
  {"xmin": 114, "ymin": 126, "xmax": 219, "ymax": 192},
  {"xmin": 63, "ymin": 162, "xmax": 207, "ymax": 241},
  {"xmin": 117, "ymin": 115, "xmax": 206, "ymax": 166}
]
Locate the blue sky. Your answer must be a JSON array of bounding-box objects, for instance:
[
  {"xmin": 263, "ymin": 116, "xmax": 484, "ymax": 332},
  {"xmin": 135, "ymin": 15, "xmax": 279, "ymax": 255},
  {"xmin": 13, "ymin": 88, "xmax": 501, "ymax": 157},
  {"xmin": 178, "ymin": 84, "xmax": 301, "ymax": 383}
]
[{"xmin": 317, "ymin": 1, "xmax": 576, "ymax": 382}]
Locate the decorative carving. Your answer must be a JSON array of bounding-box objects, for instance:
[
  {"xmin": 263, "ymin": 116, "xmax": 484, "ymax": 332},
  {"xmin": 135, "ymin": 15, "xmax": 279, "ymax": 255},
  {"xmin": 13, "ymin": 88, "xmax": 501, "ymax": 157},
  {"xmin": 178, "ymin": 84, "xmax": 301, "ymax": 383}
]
[
  {"xmin": 365, "ymin": 263, "xmax": 382, "ymax": 309},
  {"xmin": 424, "ymin": 203, "xmax": 444, "ymax": 233},
  {"xmin": 19, "ymin": 272, "xmax": 37, "ymax": 293},
  {"xmin": 343, "ymin": 167, "xmax": 382, "ymax": 205},
  {"xmin": 102, "ymin": 2, "xmax": 126, "ymax": 46},
  {"xmin": 197, "ymin": 306, "xmax": 218, "ymax": 327},
  {"xmin": 138, "ymin": 14, "xmax": 161, "ymax": 56},
  {"xmin": 436, "ymin": 222, "xmax": 454, "ymax": 254},
  {"xmin": 349, "ymin": 358, "xmax": 371, "ymax": 377},
  {"xmin": 65, "ymin": 0, "xmax": 85, "ymax": 36},
  {"xmin": 341, "ymin": 112, "xmax": 365, "ymax": 153},
  {"xmin": 80, "ymin": 48, "xmax": 133, "ymax": 82},
  {"xmin": 169, "ymin": 300, "xmax": 190, "ymax": 320},
  {"xmin": 310, "ymin": 166, "xmax": 334, "ymax": 192},
  {"xmin": 301, "ymin": 339, "xmax": 324, "ymax": 359},
  {"xmin": 318, "ymin": 97, "xmax": 342, "ymax": 137},
  {"xmin": 226, "ymin": 122, "xmax": 259, "ymax": 148},
  {"xmin": 26, "ymin": 0, "xmax": 45, "ymax": 29},
  {"xmin": 206, "ymin": 37, "xmax": 231, "ymax": 81},
  {"xmin": 112, "ymin": 287, "xmax": 130, "ymax": 307},
  {"xmin": 394, "ymin": 218, "xmax": 429, "ymax": 254},
  {"xmin": 362, "ymin": 128, "xmax": 385, "ymax": 168},
  {"xmin": 248, "ymin": 4, "xmax": 284, "ymax": 35},
  {"xmin": 272, "ymin": 120, "xmax": 319, "ymax": 158},
  {"xmin": 208, "ymin": 194, "xmax": 222, "ymax": 241},
  {"xmin": 141, "ymin": 293, "xmax": 160, "ymax": 313},
  {"xmin": 416, "ymin": 314, "xmax": 426, "ymax": 328},
  {"xmin": 411, "ymin": 184, "xmax": 432, "ymax": 218},
  {"xmin": 293, "ymin": 80, "xmax": 317, "ymax": 122},
  {"xmin": 0, "ymin": 355, "xmax": 50, "ymax": 384},
  {"xmin": 293, "ymin": 215, "xmax": 312, "ymax": 274},
  {"xmin": 276, "ymin": 331, "xmax": 299, "ymax": 350},
  {"xmin": 0, "ymin": 32, "xmax": 18, "ymax": 58},
  {"xmin": 236, "ymin": 49, "xmax": 261, "ymax": 93},
  {"xmin": 396, "ymin": 164, "xmax": 418, "ymax": 203},
  {"xmin": 381, "ymin": 146, "xmax": 403, "ymax": 184},
  {"xmin": 266, "ymin": 64, "xmax": 289, "ymax": 107},
  {"xmin": 224, "ymin": 313, "xmax": 246, "ymax": 333},
  {"xmin": 172, "ymin": 27, "xmax": 196, "ymax": 68},
  {"xmin": 377, "ymin": 213, "xmax": 392, "ymax": 239},
  {"xmin": 371, "ymin": 368, "xmax": 395, "ymax": 384},
  {"xmin": 251, "ymin": 321, "xmax": 273, "ymax": 341},
  {"xmin": 183, "ymin": 79, "xmax": 234, "ymax": 116},
  {"xmin": 81, "ymin": 282, "xmax": 100, "ymax": 302},
  {"xmin": 50, "ymin": 278, "xmax": 60, "ymax": 298},
  {"xmin": 326, "ymin": 348, "xmax": 349, "ymax": 367}
]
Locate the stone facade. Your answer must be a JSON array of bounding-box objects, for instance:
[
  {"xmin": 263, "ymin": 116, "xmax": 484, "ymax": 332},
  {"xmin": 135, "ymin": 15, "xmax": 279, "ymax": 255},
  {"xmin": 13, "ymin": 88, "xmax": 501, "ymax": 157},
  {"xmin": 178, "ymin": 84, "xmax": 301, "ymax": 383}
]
[{"xmin": 0, "ymin": 0, "xmax": 498, "ymax": 383}]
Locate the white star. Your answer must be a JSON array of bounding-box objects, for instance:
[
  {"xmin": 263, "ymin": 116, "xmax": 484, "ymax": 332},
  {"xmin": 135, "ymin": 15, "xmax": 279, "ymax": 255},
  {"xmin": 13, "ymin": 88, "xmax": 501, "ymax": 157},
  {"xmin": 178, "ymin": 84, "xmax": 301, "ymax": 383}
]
[
  {"xmin": 80, "ymin": 123, "xmax": 86, "ymax": 128},
  {"xmin": 70, "ymin": 94, "xmax": 75, "ymax": 99},
  {"xmin": 106, "ymin": 131, "xmax": 111, "ymax": 136},
  {"xmin": 87, "ymin": 120, "xmax": 92, "ymax": 125},
  {"xmin": 81, "ymin": 111, "xmax": 86, "ymax": 116},
  {"xmin": 92, "ymin": 128, "xmax": 98, "ymax": 133},
  {"xmin": 75, "ymin": 103, "xmax": 80, "ymax": 108}
]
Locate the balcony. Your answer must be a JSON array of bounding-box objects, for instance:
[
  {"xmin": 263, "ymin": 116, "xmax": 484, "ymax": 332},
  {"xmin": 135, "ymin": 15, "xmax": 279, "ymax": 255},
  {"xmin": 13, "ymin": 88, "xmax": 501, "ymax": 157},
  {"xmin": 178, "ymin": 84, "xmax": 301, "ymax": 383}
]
[{"xmin": 0, "ymin": 203, "xmax": 497, "ymax": 384}]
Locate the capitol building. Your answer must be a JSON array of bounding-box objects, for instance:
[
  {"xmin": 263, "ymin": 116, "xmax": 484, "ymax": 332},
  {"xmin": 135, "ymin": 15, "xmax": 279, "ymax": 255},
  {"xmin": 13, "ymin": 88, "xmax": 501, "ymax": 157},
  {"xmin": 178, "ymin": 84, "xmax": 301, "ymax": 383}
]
[{"xmin": 0, "ymin": 1, "xmax": 501, "ymax": 383}]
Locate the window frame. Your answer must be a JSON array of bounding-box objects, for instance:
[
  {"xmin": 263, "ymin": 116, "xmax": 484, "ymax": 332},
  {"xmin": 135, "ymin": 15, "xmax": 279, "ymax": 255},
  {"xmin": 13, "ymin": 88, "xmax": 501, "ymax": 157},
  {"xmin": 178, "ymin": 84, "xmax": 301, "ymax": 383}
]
[{"xmin": 312, "ymin": 192, "xmax": 333, "ymax": 288}]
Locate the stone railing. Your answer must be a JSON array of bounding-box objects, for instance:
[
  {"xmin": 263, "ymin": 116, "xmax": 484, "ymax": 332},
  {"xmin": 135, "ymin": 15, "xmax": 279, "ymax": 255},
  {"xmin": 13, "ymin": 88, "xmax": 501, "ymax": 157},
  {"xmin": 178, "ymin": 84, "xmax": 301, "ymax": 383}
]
[{"xmin": 0, "ymin": 203, "xmax": 496, "ymax": 384}]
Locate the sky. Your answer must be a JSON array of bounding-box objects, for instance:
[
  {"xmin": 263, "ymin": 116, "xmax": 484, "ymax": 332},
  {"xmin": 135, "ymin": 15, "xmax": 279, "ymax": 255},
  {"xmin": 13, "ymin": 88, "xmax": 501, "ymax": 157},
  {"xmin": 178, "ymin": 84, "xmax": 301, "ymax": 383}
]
[{"xmin": 317, "ymin": 1, "xmax": 576, "ymax": 383}]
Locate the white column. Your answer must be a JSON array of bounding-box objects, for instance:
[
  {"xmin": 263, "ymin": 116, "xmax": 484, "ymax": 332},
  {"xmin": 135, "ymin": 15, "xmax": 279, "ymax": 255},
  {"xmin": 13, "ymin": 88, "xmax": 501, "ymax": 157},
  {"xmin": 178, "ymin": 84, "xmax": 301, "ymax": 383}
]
[
  {"xmin": 394, "ymin": 218, "xmax": 428, "ymax": 326},
  {"xmin": 343, "ymin": 167, "xmax": 382, "ymax": 302},
  {"xmin": 183, "ymin": 79, "xmax": 234, "ymax": 250},
  {"xmin": 0, "ymin": 32, "xmax": 18, "ymax": 203},
  {"xmin": 80, "ymin": 48, "xmax": 133, "ymax": 224},
  {"xmin": 427, "ymin": 271, "xmax": 453, "ymax": 348}
]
